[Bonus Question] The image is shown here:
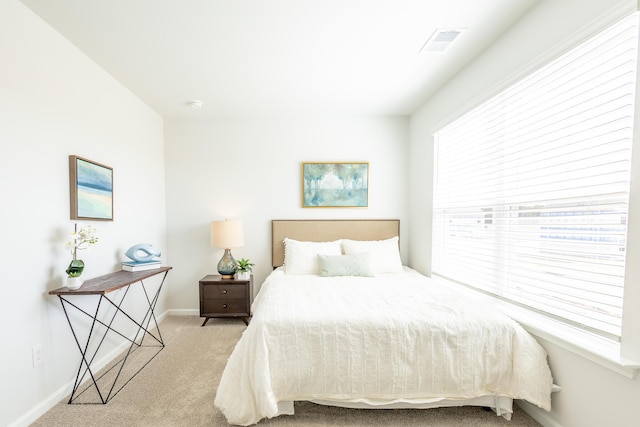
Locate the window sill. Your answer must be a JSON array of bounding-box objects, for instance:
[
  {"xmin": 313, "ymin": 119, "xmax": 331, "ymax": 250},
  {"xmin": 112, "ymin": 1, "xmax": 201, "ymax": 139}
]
[
  {"xmin": 501, "ymin": 304, "xmax": 640, "ymax": 379},
  {"xmin": 435, "ymin": 279, "xmax": 640, "ymax": 379}
]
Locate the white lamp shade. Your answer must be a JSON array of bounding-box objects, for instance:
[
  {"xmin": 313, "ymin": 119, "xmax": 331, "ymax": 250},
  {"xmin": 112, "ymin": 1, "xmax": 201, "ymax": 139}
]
[{"xmin": 211, "ymin": 220, "xmax": 244, "ymax": 248}]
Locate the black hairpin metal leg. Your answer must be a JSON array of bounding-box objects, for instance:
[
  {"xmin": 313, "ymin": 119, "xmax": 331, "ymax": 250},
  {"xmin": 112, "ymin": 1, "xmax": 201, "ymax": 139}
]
[{"xmin": 57, "ymin": 271, "xmax": 168, "ymax": 404}]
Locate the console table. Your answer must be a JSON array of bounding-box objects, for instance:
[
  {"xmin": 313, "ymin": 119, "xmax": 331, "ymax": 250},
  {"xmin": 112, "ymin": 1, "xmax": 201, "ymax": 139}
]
[{"xmin": 49, "ymin": 267, "xmax": 172, "ymax": 404}]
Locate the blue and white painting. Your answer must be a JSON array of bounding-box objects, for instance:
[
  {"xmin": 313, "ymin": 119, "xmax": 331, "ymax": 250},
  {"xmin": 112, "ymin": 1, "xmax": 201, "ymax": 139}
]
[
  {"xmin": 303, "ymin": 162, "xmax": 368, "ymax": 207},
  {"xmin": 76, "ymin": 158, "xmax": 113, "ymax": 219}
]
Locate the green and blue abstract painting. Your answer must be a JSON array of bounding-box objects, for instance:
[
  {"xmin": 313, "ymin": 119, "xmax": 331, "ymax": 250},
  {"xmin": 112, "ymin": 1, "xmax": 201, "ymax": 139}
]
[{"xmin": 303, "ymin": 163, "xmax": 368, "ymax": 207}]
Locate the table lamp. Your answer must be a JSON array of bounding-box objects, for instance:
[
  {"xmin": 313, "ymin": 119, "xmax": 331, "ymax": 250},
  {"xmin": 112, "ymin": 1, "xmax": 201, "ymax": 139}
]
[{"xmin": 211, "ymin": 220, "xmax": 244, "ymax": 279}]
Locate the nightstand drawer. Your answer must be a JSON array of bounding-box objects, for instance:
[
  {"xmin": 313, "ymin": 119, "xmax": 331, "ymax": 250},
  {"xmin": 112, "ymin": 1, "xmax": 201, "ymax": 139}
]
[
  {"xmin": 203, "ymin": 283, "xmax": 246, "ymax": 299},
  {"xmin": 202, "ymin": 298, "xmax": 248, "ymax": 314}
]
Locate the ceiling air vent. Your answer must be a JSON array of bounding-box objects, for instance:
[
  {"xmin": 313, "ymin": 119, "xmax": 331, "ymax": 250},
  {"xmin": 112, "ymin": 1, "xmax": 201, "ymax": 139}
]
[{"xmin": 420, "ymin": 28, "xmax": 465, "ymax": 53}]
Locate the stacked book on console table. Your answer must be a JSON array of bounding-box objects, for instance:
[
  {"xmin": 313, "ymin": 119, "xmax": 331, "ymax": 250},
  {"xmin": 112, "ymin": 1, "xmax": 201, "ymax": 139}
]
[{"xmin": 121, "ymin": 260, "xmax": 162, "ymax": 272}]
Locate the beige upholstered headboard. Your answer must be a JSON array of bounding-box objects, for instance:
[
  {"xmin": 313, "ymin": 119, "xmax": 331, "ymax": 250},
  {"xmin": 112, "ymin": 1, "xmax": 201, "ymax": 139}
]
[{"xmin": 272, "ymin": 219, "xmax": 400, "ymax": 268}]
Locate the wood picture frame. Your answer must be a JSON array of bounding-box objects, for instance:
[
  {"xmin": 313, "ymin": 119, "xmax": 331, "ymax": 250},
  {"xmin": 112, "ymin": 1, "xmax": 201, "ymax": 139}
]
[
  {"xmin": 69, "ymin": 155, "xmax": 113, "ymax": 221},
  {"xmin": 302, "ymin": 162, "xmax": 369, "ymax": 208}
]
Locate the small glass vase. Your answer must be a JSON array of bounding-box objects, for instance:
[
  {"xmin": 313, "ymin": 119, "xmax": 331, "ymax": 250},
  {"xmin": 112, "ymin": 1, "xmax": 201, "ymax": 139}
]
[{"xmin": 66, "ymin": 259, "xmax": 85, "ymax": 278}]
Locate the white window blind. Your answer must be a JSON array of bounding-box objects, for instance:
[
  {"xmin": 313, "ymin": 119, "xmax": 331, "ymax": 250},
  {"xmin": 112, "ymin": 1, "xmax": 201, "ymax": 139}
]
[{"xmin": 432, "ymin": 13, "xmax": 638, "ymax": 341}]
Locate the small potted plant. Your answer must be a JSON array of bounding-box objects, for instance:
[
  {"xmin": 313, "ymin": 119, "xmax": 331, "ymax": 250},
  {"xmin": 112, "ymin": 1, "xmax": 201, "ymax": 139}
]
[
  {"xmin": 234, "ymin": 258, "xmax": 254, "ymax": 280},
  {"xmin": 64, "ymin": 223, "xmax": 99, "ymax": 289}
]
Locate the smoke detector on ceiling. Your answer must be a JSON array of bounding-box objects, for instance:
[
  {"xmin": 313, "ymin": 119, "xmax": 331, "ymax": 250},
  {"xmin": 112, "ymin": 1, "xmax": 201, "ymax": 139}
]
[
  {"xmin": 187, "ymin": 99, "xmax": 204, "ymax": 109},
  {"xmin": 420, "ymin": 28, "xmax": 465, "ymax": 53}
]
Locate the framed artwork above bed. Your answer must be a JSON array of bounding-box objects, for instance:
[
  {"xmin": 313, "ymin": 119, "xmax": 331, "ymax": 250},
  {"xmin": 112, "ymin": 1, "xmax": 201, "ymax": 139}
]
[{"xmin": 302, "ymin": 162, "xmax": 368, "ymax": 208}]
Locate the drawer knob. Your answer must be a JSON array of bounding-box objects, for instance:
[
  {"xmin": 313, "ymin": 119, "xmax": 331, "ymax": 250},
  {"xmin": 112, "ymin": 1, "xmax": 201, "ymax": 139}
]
[
  {"xmin": 223, "ymin": 304, "xmax": 228, "ymax": 308},
  {"xmin": 222, "ymin": 290, "xmax": 228, "ymax": 294}
]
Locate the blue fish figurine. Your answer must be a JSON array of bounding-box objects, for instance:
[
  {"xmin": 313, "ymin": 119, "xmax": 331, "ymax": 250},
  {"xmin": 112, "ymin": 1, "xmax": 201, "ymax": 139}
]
[{"xmin": 125, "ymin": 244, "xmax": 161, "ymax": 263}]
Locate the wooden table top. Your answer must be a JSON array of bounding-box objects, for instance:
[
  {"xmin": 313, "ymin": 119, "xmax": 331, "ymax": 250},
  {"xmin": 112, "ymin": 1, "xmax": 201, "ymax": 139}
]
[{"xmin": 49, "ymin": 267, "xmax": 172, "ymax": 296}]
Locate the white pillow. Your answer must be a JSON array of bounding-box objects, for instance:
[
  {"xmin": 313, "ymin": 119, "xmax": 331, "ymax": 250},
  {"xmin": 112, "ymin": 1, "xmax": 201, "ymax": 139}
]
[
  {"xmin": 318, "ymin": 253, "xmax": 374, "ymax": 277},
  {"xmin": 341, "ymin": 236, "xmax": 403, "ymax": 274},
  {"xmin": 283, "ymin": 238, "xmax": 342, "ymax": 275}
]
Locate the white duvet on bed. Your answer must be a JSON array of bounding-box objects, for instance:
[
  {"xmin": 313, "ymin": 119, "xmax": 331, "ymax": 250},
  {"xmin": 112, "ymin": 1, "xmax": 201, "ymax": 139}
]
[{"xmin": 214, "ymin": 267, "xmax": 553, "ymax": 426}]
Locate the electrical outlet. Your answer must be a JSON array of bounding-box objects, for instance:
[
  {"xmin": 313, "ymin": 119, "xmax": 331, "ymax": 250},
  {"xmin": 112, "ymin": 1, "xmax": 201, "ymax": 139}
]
[{"xmin": 32, "ymin": 344, "xmax": 43, "ymax": 367}]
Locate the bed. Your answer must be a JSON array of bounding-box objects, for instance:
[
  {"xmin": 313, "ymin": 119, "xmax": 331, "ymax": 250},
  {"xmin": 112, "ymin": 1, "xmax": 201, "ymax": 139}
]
[{"xmin": 214, "ymin": 219, "xmax": 554, "ymax": 426}]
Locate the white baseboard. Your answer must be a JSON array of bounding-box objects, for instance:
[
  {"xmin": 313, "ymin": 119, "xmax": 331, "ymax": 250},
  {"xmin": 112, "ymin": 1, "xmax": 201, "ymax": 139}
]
[
  {"xmin": 8, "ymin": 382, "xmax": 72, "ymax": 427},
  {"xmin": 167, "ymin": 308, "xmax": 199, "ymax": 316},
  {"xmin": 516, "ymin": 401, "xmax": 562, "ymax": 427},
  {"xmin": 9, "ymin": 310, "xmax": 171, "ymax": 427}
]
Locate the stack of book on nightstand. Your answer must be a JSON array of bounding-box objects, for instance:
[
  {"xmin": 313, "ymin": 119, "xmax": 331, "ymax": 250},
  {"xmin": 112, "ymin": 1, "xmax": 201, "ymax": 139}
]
[{"xmin": 121, "ymin": 260, "xmax": 162, "ymax": 272}]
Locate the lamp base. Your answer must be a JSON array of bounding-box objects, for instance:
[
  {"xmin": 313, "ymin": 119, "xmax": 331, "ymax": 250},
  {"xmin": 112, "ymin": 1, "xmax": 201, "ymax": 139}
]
[{"xmin": 217, "ymin": 248, "xmax": 237, "ymax": 279}]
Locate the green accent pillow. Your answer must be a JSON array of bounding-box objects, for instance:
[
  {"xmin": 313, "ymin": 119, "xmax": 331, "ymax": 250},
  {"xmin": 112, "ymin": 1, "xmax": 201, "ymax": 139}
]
[{"xmin": 318, "ymin": 253, "xmax": 374, "ymax": 277}]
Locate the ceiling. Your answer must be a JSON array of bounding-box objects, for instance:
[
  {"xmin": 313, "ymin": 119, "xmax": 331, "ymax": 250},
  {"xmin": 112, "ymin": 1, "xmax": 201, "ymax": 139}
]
[{"xmin": 20, "ymin": 0, "xmax": 538, "ymax": 118}]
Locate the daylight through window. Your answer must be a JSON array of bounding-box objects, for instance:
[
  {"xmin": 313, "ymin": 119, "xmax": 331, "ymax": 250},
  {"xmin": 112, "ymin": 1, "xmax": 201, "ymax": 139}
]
[{"xmin": 432, "ymin": 13, "xmax": 639, "ymax": 340}]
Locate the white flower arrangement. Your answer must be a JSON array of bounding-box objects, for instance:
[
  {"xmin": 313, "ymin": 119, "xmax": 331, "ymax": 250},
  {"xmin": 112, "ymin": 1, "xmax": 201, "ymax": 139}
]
[{"xmin": 65, "ymin": 223, "xmax": 99, "ymax": 260}]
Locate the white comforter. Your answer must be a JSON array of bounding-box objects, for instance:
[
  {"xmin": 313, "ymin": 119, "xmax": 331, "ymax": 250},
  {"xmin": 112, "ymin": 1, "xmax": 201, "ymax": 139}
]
[{"xmin": 215, "ymin": 267, "xmax": 553, "ymax": 426}]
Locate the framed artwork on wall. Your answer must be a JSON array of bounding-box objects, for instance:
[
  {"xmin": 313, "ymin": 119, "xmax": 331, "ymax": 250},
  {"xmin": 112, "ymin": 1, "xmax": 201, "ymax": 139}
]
[
  {"xmin": 302, "ymin": 162, "xmax": 369, "ymax": 207},
  {"xmin": 69, "ymin": 155, "xmax": 113, "ymax": 221}
]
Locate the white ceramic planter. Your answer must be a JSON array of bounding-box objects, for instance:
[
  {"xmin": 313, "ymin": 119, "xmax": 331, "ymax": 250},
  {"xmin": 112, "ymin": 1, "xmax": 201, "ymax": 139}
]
[
  {"xmin": 66, "ymin": 276, "xmax": 84, "ymax": 290},
  {"xmin": 236, "ymin": 272, "xmax": 250, "ymax": 281}
]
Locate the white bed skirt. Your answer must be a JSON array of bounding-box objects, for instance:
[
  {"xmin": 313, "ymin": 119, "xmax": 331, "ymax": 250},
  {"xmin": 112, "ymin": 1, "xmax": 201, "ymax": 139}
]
[{"xmin": 290, "ymin": 396, "xmax": 514, "ymax": 420}]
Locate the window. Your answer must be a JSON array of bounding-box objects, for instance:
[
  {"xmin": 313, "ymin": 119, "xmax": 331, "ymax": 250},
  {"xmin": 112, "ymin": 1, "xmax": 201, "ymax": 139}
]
[{"xmin": 432, "ymin": 13, "xmax": 638, "ymax": 341}]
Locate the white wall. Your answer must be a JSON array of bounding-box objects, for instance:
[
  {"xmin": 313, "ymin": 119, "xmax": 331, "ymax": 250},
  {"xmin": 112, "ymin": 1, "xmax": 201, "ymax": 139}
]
[
  {"xmin": 409, "ymin": 0, "xmax": 640, "ymax": 426},
  {"xmin": 164, "ymin": 116, "xmax": 409, "ymax": 308},
  {"xmin": 0, "ymin": 1, "xmax": 167, "ymax": 426}
]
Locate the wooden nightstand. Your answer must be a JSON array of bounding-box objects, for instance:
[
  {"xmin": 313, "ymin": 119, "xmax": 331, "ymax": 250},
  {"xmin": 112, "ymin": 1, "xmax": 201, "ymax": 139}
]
[{"xmin": 199, "ymin": 275, "xmax": 253, "ymax": 326}]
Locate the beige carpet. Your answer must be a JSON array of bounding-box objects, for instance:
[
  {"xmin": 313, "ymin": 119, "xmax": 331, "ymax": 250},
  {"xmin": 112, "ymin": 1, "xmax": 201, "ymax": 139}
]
[{"xmin": 31, "ymin": 315, "xmax": 542, "ymax": 426}]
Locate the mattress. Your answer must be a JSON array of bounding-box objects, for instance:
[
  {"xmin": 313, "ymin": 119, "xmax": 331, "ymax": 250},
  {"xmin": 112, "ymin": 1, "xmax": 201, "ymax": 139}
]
[{"xmin": 214, "ymin": 267, "xmax": 553, "ymax": 426}]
